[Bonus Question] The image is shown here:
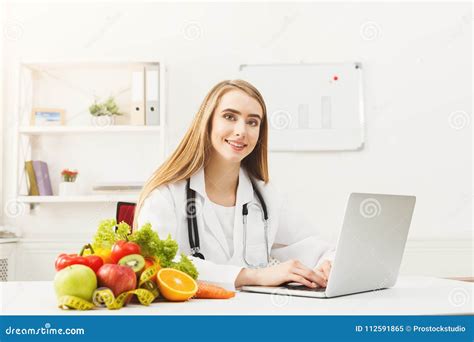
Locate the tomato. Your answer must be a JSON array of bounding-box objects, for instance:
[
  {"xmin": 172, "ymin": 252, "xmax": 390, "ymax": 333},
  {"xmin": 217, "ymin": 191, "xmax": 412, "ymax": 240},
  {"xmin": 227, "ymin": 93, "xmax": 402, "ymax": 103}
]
[{"xmin": 110, "ymin": 240, "xmax": 141, "ymax": 264}]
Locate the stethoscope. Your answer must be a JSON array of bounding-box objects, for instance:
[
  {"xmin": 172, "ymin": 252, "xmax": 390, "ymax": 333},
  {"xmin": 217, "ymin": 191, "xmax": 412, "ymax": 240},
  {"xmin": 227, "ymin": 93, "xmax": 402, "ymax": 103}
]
[{"xmin": 185, "ymin": 178, "xmax": 270, "ymax": 268}]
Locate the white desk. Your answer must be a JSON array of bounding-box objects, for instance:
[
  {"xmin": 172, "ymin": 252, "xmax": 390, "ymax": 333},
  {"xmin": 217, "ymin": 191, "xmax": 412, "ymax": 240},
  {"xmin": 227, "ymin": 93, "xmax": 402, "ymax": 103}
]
[{"xmin": 0, "ymin": 276, "xmax": 472, "ymax": 315}]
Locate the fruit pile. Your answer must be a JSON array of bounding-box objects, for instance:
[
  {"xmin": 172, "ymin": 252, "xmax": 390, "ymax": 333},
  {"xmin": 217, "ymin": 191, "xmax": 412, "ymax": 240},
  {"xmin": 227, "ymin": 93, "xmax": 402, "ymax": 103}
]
[{"xmin": 54, "ymin": 219, "xmax": 234, "ymax": 310}]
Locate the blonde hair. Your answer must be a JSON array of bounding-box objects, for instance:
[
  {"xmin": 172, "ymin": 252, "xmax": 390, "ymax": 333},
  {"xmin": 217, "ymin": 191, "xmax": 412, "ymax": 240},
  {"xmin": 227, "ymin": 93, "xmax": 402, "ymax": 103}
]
[{"xmin": 133, "ymin": 79, "xmax": 269, "ymax": 229}]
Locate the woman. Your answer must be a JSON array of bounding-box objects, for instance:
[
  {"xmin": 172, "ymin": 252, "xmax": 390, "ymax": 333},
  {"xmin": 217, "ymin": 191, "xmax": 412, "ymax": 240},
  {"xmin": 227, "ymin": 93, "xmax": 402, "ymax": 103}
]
[{"xmin": 134, "ymin": 80, "xmax": 335, "ymax": 289}]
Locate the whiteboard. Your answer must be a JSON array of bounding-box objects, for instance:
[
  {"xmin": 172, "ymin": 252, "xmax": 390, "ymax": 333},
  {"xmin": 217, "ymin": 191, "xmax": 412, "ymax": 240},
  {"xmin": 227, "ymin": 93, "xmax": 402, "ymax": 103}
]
[{"xmin": 239, "ymin": 63, "xmax": 365, "ymax": 151}]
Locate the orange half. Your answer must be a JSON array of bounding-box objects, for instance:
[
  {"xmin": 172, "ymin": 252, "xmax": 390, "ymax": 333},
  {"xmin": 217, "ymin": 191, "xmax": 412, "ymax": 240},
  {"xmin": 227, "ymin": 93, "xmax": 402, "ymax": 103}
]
[{"xmin": 156, "ymin": 268, "xmax": 197, "ymax": 301}]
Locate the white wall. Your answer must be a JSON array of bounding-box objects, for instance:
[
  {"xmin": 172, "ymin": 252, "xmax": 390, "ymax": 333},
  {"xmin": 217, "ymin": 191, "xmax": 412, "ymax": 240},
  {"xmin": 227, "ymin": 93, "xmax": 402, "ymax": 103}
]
[
  {"xmin": 0, "ymin": 3, "xmax": 5, "ymax": 223},
  {"xmin": 2, "ymin": 2, "xmax": 472, "ymax": 278}
]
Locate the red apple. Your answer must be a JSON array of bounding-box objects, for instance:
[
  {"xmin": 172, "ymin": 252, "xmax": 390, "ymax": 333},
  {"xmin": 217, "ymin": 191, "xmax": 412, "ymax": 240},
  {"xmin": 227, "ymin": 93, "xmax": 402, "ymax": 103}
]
[{"xmin": 96, "ymin": 264, "xmax": 137, "ymax": 303}]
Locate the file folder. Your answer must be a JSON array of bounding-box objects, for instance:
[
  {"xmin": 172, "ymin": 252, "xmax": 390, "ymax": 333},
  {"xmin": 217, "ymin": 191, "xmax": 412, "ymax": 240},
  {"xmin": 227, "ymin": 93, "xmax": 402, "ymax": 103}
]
[
  {"xmin": 145, "ymin": 65, "xmax": 160, "ymax": 126},
  {"xmin": 130, "ymin": 67, "xmax": 145, "ymax": 125}
]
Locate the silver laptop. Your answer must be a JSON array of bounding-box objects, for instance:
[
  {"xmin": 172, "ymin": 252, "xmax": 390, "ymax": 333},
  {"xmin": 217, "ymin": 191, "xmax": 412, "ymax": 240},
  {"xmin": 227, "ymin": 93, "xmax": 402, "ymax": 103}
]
[{"xmin": 242, "ymin": 193, "xmax": 416, "ymax": 298}]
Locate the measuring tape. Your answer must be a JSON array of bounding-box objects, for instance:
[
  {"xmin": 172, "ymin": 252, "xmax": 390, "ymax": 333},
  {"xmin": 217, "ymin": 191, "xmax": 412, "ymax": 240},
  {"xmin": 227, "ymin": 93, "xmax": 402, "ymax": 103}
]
[
  {"xmin": 58, "ymin": 265, "xmax": 160, "ymax": 310},
  {"xmin": 138, "ymin": 264, "xmax": 160, "ymax": 299},
  {"xmin": 58, "ymin": 295, "xmax": 95, "ymax": 310}
]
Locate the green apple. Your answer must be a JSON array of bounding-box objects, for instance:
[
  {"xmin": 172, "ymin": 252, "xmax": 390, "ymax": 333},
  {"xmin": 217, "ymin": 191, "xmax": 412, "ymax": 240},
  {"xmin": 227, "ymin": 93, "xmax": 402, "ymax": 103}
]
[{"xmin": 54, "ymin": 264, "xmax": 97, "ymax": 302}]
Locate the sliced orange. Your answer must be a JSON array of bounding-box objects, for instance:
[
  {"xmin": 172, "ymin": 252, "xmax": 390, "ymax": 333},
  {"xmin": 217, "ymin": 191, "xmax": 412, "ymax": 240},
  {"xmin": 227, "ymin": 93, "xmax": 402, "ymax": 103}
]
[{"xmin": 156, "ymin": 268, "xmax": 198, "ymax": 301}]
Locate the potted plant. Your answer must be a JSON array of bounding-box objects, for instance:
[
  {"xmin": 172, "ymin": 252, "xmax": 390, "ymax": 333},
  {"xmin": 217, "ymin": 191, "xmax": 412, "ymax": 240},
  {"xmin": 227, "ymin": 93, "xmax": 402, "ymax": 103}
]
[
  {"xmin": 89, "ymin": 96, "xmax": 123, "ymax": 126},
  {"xmin": 59, "ymin": 169, "xmax": 79, "ymax": 196}
]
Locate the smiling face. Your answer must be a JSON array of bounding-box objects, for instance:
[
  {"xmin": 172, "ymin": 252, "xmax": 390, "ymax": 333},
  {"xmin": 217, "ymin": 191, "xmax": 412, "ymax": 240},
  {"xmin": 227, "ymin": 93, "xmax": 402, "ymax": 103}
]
[{"xmin": 209, "ymin": 89, "xmax": 264, "ymax": 165}]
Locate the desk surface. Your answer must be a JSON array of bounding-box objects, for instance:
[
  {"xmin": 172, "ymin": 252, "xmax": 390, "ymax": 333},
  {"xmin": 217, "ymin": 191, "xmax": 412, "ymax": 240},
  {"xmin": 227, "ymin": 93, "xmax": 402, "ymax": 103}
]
[{"xmin": 1, "ymin": 276, "xmax": 472, "ymax": 315}]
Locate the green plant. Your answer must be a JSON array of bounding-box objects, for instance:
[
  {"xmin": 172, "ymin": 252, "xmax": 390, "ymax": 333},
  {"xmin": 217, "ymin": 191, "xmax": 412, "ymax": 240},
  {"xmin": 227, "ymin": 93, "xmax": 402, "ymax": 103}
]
[{"xmin": 89, "ymin": 97, "xmax": 122, "ymax": 116}]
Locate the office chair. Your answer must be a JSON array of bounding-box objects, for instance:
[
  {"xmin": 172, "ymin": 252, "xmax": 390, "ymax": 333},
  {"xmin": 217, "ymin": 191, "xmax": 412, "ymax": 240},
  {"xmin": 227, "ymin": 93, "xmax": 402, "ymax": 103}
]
[{"xmin": 116, "ymin": 201, "xmax": 136, "ymax": 231}]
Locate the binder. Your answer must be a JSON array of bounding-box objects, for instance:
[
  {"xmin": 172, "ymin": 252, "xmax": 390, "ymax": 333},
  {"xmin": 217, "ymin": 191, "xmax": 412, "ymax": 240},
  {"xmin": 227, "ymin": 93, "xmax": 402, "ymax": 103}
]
[
  {"xmin": 32, "ymin": 161, "xmax": 53, "ymax": 196},
  {"xmin": 25, "ymin": 161, "xmax": 39, "ymax": 196},
  {"xmin": 130, "ymin": 67, "xmax": 145, "ymax": 125},
  {"xmin": 145, "ymin": 65, "xmax": 160, "ymax": 126}
]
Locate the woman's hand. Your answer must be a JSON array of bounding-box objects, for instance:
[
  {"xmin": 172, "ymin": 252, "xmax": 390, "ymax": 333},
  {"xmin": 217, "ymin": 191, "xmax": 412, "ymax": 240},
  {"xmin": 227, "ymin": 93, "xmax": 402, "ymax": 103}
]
[
  {"xmin": 314, "ymin": 259, "xmax": 332, "ymax": 285},
  {"xmin": 235, "ymin": 259, "xmax": 327, "ymax": 289}
]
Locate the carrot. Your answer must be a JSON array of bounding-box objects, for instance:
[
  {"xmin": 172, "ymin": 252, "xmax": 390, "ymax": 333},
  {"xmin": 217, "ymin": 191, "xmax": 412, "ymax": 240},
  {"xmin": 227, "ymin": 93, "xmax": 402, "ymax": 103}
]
[{"xmin": 194, "ymin": 281, "xmax": 235, "ymax": 299}]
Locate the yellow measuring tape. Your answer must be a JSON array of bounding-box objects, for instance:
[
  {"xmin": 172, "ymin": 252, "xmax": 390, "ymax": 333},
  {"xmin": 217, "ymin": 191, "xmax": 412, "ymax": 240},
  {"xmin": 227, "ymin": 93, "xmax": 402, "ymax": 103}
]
[
  {"xmin": 58, "ymin": 265, "xmax": 160, "ymax": 311},
  {"xmin": 58, "ymin": 295, "xmax": 95, "ymax": 310},
  {"xmin": 138, "ymin": 264, "xmax": 160, "ymax": 299}
]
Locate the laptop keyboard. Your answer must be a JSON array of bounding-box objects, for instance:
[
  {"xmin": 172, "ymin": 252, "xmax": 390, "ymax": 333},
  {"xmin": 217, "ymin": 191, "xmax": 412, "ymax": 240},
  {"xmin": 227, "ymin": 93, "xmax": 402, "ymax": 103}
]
[{"xmin": 283, "ymin": 283, "xmax": 326, "ymax": 292}]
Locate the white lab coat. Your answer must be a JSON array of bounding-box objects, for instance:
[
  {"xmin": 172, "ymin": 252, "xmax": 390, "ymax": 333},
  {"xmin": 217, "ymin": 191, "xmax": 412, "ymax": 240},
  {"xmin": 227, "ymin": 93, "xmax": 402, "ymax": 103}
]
[{"xmin": 137, "ymin": 167, "xmax": 336, "ymax": 289}]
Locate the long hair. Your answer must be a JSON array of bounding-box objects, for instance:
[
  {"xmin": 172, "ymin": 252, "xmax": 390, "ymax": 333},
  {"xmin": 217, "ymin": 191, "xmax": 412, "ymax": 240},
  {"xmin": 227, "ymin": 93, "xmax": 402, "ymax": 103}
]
[{"xmin": 133, "ymin": 79, "xmax": 269, "ymax": 229}]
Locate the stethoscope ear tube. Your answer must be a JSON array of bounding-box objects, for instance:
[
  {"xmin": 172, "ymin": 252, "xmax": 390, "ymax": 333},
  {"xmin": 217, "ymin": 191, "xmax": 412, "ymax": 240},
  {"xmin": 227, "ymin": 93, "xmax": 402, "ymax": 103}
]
[
  {"xmin": 186, "ymin": 179, "xmax": 204, "ymax": 260},
  {"xmin": 250, "ymin": 180, "xmax": 268, "ymax": 220}
]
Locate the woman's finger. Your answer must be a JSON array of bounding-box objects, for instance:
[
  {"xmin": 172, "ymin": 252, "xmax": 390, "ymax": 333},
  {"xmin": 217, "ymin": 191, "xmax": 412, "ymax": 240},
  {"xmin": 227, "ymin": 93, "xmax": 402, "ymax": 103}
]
[
  {"xmin": 288, "ymin": 274, "xmax": 315, "ymax": 288},
  {"xmin": 314, "ymin": 269, "xmax": 328, "ymax": 287},
  {"xmin": 321, "ymin": 261, "xmax": 332, "ymax": 280},
  {"xmin": 292, "ymin": 267, "xmax": 326, "ymax": 287},
  {"xmin": 294, "ymin": 260, "xmax": 328, "ymax": 286}
]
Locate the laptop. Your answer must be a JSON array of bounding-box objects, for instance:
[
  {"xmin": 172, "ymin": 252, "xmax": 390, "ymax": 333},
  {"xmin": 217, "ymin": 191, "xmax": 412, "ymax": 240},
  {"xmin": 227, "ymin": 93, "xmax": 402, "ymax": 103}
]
[{"xmin": 242, "ymin": 193, "xmax": 416, "ymax": 298}]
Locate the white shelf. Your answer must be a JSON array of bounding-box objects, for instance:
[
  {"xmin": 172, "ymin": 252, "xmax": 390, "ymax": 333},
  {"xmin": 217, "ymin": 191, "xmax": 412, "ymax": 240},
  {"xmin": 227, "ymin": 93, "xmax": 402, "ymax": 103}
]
[
  {"xmin": 19, "ymin": 126, "xmax": 161, "ymax": 135},
  {"xmin": 17, "ymin": 194, "xmax": 139, "ymax": 203},
  {"xmin": 0, "ymin": 238, "xmax": 20, "ymax": 244},
  {"xmin": 21, "ymin": 60, "xmax": 162, "ymax": 70}
]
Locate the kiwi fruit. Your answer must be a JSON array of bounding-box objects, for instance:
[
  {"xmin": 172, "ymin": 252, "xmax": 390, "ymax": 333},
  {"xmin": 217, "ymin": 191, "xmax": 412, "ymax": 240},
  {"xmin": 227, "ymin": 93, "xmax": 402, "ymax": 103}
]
[{"xmin": 118, "ymin": 254, "xmax": 145, "ymax": 273}]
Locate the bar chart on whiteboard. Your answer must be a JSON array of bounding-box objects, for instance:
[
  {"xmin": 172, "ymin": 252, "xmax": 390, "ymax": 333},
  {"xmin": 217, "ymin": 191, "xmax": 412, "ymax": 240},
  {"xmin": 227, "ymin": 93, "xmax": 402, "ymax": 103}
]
[{"xmin": 239, "ymin": 63, "xmax": 365, "ymax": 151}]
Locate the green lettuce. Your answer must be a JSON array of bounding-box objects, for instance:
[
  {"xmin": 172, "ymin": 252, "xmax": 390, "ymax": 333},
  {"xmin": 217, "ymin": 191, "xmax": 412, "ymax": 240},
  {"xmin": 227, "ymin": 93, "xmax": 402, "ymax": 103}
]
[
  {"xmin": 171, "ymin": 253, "xmax": 199, "ymax": 280},
  {"xmin": 129, "ymin": 223, "xmax": 198, "ymax": 279},
  {"xmin": 91, "ymin": 219, "xmax": 131, "ymax": 251}
]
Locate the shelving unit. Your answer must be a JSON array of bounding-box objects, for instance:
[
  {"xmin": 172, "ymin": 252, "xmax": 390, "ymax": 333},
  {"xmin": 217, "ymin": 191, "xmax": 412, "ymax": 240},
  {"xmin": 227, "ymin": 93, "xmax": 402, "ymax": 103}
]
[
  {"xmin": 13, "ymin": 60, "xmax": 166, "ymax": 207},
  {"xmin": 17, "ymin": 194, "xmax": 139, "ymax": 203},
  {"xmin": 19, "ymin": 126, "xmax": 161, "ymax": 135}
]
